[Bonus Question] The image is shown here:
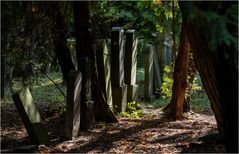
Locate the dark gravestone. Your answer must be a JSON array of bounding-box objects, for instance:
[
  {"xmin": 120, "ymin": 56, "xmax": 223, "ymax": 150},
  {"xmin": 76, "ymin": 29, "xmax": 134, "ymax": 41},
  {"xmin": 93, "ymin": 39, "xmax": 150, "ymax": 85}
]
[
  {"xmin": 111, "ymin": 27, "xmax": 125, "ymax": 87},
  {"xmin": 80, "ymin": 101, "xmax": 94, "ymax": 130},
  {"xmin": 65, "ymin": 70, "xmax": 82, "ymax": 139},
  {"xmin": 111, "ymin": 27, "xmax": 127, "ymax": 112},
  {"xmin": 12, "ymin": 87, "xmax": 49, "ymax": 145},
  {"xmin": 124, "ymin": 29, "xmax": 139, "ymax": 102},
  {"xmin": 152, "ymin": 45, "xmax": 162, "ymax": 95},
  {"xmin": 95, "ymin": 40, "xmax": 113, "ymax": 110},
  {"xmin": 144, "ymin": 45, "xmax": 155, "ymax": 102},
  {"xmin": 78, "ymin": 58, "xmax": 95, "ymax": 130},
  {"xmin": 164, "ymin": 41, "xmax": 172, "ymax": 67}
]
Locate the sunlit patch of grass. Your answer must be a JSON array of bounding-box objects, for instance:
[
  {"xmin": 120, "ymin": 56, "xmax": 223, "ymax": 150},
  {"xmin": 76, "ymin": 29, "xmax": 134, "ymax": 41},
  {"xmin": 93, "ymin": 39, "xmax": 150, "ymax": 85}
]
[
  {"xmin": 2, "ymin": 72, "xmax": 66, "ymax": 104},
  {"xmin": 32, "ymin": 72, "xmax": 66, "ymax": 104}
]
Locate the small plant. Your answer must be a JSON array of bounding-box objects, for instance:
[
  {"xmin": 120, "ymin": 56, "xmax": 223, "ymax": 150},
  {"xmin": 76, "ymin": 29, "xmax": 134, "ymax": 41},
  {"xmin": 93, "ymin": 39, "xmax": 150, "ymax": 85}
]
[{"xmin": 119, "ymin": 101, "xmax": 144, "ymax": 119}]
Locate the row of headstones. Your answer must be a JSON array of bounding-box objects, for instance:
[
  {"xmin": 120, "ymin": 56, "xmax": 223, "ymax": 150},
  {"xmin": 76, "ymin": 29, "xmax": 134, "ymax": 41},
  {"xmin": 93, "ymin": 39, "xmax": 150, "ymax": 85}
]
[
  {"xmin": 12, "ymin": 27, "xmax": 139, "ymax": 144},
  {"xmin": 66, "ymin": 27, "xmax": 139, "ymax": 138}
]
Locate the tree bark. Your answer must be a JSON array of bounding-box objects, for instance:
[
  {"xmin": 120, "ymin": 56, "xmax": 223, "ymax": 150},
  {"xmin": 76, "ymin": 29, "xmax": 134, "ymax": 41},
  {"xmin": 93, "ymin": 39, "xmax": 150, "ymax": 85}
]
[
  {"xmin": 73, "ymin": 1, "xmax": 118, "ymax": 123},
  {"xmin": 183, "ymin": 51, "xmax": 196, "ymax": 112},
  {"xmin": 168, "ymin": 20, "xmax": 190, "ymax": 120},
  {"xmin": 45, "ymin": 2, "xmax": 76, "ymax": 83},
  {"xmin": 179, "ymin": 2, "xmax": 238, "ymax": 152}
]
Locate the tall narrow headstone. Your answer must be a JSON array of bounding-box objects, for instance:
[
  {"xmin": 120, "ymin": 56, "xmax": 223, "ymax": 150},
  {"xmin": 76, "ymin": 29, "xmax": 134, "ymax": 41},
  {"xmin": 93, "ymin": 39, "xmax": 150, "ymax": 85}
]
[
  {"xmin": 152, "ymin": 45, "xmax": 162, "ymax": 95},
  {"xmin": 111, "ymin": 27, "xmax": 127, "ymax": 112},
  {"xmin": 124, "ymin": 29, "xmax": 138, "ymax": 102},
  {"xmin": 95, "ymin": 40, "xmax": 113, "ymax": 110},
  {"xmin": 164, "ymin": 41, "xmax": 172, "ymax": 67},
  {"xmin": 65, "ymin": 70, "xmax": 82, "ymax": 139},
  {"xmin": 12, "ymin": 87, "xmax": 49, "ymax": 145},
  {"xmin": 144, "ymin": 45, "xmax": 155, "ymax": 102}
]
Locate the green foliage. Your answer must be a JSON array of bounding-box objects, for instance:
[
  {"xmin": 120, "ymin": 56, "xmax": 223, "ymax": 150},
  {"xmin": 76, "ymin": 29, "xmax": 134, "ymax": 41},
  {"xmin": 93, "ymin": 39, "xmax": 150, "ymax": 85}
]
[
  {"xmin": 119, "ymin": 102, "xmax": 143, "ymax": 119},
  {"xmin": 161, "ymin": 65, "xmax": 202, "ymax": 100},
  {"xmin": 161, "ymin": 65, "xmax": 174, "ymax": 99}
]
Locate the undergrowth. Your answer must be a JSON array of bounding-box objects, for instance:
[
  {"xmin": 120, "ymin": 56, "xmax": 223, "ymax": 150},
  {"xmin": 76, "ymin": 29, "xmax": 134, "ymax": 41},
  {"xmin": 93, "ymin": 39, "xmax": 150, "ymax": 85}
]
[{"xmin": 119, "ymin": 101, "xmax": 144, "ymax": 119}]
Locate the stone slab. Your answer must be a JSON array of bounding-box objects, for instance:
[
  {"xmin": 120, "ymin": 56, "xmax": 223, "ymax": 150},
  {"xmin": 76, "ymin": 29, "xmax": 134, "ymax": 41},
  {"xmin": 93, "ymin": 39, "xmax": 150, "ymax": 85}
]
[
  {"xmin": 112, "ymin": 85, "xmax": 127, "ymax": 113},
  {"xmin": 95, "ymin": 40, "xmax": 113, "ymax": 110},
  {"xmin": 12, "ymin": 87, "xmax": 49, "ymax": 145},
  {"xmin": 163, "ymin": 41, "xmax": 172, "ymax": 67},
  {"xmin": 152, "ymin": 45, "xmax": 162, "ymax": 97},
  {"xmin": 144, "ymin": 44, "xmax": 155, "ymax": 99},
  {"xmin": 111, "ymin": 27, "xmax": 125, "ymax": 87},
  {"xmin": 125, "ymin": 29, "xmax": 137, "ymax": 85},
  {"xmin": 65, "ymin": 70, "xmax": 82, "ymax": 139}
]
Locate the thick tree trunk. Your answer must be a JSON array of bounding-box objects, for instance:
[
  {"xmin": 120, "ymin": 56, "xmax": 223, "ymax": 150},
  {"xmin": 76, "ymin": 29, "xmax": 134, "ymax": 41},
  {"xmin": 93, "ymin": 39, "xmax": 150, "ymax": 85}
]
[
  {"xmin": 73, "ymin": 1, "xmax": 118, "ymax": 123},
  {"xmin": 179, "ymin": 2, "xmax": 238, "ymax": 152},
  {"xmin": 46, "ymin": 2, "xmax": 76, "ymax": 83},
  {"xmin": 168, "ymin": 20, "xmax": 190, "ymax": 120}
]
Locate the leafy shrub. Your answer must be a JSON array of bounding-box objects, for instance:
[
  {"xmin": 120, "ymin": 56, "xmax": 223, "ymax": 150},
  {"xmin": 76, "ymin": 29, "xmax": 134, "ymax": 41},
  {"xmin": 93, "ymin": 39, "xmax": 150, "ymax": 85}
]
[{"xmin": 119, "ymin": 101, "xmax": 143, "ymax": 118}]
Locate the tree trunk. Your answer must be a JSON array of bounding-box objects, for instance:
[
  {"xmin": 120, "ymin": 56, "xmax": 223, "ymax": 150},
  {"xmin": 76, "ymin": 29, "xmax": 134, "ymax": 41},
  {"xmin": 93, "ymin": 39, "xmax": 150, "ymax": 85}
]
[
  {"xmin": 183, "ymin": 51, "xmax": 196, "ymax": 112},
  {"xmin": 73, "ymin": 1, "xmax": 118, "ymax": 123},
  {"xmin": 167, "ymin": 20, "xmax": 190, "ymax": 120},
  {"xmin": 45, "ymin": 2, "xmax": 76, "ymax": 83},
  {"xmin": 179, "ymin": 2, "xmax": 238, "ymax": 152}
]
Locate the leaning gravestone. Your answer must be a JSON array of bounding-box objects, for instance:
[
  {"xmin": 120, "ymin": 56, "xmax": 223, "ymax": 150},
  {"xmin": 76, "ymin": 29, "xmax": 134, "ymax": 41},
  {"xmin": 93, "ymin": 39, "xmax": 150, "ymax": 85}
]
[
  {"xmin": 12, "ymin": 87, "xmax": 49, "ymax": 145},
  {"xmin": 95, "ymin": 40, "xmax": 113, "ymax": 111},
  {"xmin": 152, "ymin": 45, "xmax": 162, "ymax": 95},
  {"xmin": 144, "ymin": 45, "xmax": 155, "ymax": 102},
  {"xmin": 124, "ymin": 29, "xmax": 138, "ymax": 102},
  {"xmin": 111, "ymin": 27, "xmax": 127, "ymax": 112},
  {"xmin": 65, "ymin": 70, "xmax": 82, "ymax": 139}
]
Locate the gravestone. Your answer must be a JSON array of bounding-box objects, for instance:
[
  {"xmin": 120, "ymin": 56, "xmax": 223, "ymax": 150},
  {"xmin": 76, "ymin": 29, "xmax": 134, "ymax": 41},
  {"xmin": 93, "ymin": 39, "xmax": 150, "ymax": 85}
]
[
  {"xmin": 124, "ymin": 29, "xmax": 138, "ymax": 102},
  {"xmin": 95, "ymin": 40, "xmax": 113, "ymax": 110},
  {"xmin": 12, "ymin": 87, "xmax": 49, "ymax": 145},
  {"xmin": 152, "ymin": 45, "xmax": 162, "ymax": 96},
  {"xmin": 111, "ymin": 27, "xmax": 127, "ymax": 112},
  {"xmin": 164, "ymin": 41, "xmax": 172, "ymax": 67},
  {"xmin": 65, "ymin": 70, "xmax": 82, "ymax": 139},
  {"xmin": 144, "ymin": 45, "xmax": 155, "ymax": 102},
  {"xmin": 80, "ymin": 101, "xmax": 94, "ymax": 130}
]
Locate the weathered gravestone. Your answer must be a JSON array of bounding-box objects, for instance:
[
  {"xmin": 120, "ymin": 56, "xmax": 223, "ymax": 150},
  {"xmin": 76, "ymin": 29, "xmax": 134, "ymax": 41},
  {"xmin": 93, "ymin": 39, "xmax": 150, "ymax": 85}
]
[
  {"xmin": 111, "ymin": 27, "xmax": 127, "ymax": 112},
  {"xmin": 124, "ymin": 29, "xmax": 138, "ymax": 102},
  {"xmin": 163, "ymin": 41, "xmax": 172, "ymax": 67},
  {"xmin": 152, "ymin": 45, "xmax": 162, "ymax": 96},
  {"xmin": 144, "ymin": 45, "xmax": 155, "ymax": 102},
  {"xmin": 12, "ymin": 87, "xmax": 49, "ymax": 145},
  {"xmin": 65, "ymin": 70, "xmax": 82, "ymax": 139},
  {"xmin": 95, "ymin": 40, "xmax": 113, "ymax": 111}
]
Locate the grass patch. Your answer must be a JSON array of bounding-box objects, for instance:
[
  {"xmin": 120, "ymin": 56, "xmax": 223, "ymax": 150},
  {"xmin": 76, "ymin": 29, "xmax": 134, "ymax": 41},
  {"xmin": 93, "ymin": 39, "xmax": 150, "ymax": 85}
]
[
  {"xmin": 139, "ymin": 98, "xmax": 170, "ymax": 109},
  {"xmin": 190, "ymin": 91, "xmax": 210, "ymax": 112},
  {"xmin": 32, "ymin": 72, "xmax": 66, "ymax": 104}
]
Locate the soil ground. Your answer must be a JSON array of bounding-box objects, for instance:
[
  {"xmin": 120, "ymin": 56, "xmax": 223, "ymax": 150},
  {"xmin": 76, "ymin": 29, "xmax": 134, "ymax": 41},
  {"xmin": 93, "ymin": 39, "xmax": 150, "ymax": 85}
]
[{"xmin": 1, "ymin": 102, "xmax": 225, "ymax": 153}]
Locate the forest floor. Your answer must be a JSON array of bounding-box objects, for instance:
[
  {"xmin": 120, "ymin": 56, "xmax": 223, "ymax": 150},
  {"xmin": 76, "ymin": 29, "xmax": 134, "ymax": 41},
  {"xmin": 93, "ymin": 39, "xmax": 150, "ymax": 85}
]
[{"xmin": 1, "ymin": 102, "xmax": 225, "ymax": 153}]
